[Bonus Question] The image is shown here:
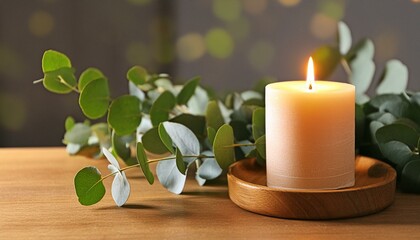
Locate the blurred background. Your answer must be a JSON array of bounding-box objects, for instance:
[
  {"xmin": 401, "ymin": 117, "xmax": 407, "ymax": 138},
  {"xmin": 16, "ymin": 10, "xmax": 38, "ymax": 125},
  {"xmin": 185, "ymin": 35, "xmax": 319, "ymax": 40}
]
[{"xmin": 0, "ymin": 0, "xmax": 419, "ymax": 147}]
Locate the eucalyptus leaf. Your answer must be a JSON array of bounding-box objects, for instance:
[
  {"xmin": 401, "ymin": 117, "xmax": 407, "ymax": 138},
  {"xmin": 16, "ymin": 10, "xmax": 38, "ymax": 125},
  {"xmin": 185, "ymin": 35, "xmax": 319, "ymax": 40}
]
[
  {"xmin": 376, "ymin": 113, "xmax": 396, "ymax": 125},
  {"xmin": 150, "ymin": 91, "xmax": 176, "ymax": 126},
  {"xmin": 177, "ymin": 76, "xmax": 200, "ymax": 105},
  {"xmin": 112, "ymin": 131, "xmax": 132, "ymax": 161},
  {"xmin": 127, "ymin": 66, "xmax": 148, "ymax": 85},
  {"xmin": 380, "ymin": 100, "xmax": 409, "ymax": 118},
  {"xmin": 43, "ymin": 67, "xmax": 77, "ymax": 94},
  {"xmin": 370, "ymin": 121, "xmax": 384, "ymax": 143},
  {"xmin": 187, "ymin": 86, "xmax": 210, "ymax": 115},
  {"xmin": 74, "ymin": 167, "xmax": 106, "ymax": 206},
  {"xmin": 161, "ymin": 122, "xmax": 200, "ymax": 162},
  {"xmin": 158, "ymin": 123, "xmax": 174, "ymax": 154},
  {"xmin": 175, "ymin": 148, "xmax": 186, "ymax": 175},
  {"xmin": 79, "ymin": 78, "xmax": 110, "ymax": 119},
  {"xmin": 128, "ymin": 81, "xmax": 145, "ymax": 101},
  {"xmin": 42, "ymin": 50, "xmax": 71, "ymax": 73},
  {"xmin": 252, "ymin": 108, "xmax": 265, "ymax": 140},
  {"xmin": 108, "ymin": 95, "xmax": 142, "ymax": 136},
  {"xmin": 338, "ymin": 21, "xmax": 352, "ymax": 55},
  {"xmin": 103, "ymin": 148, "xmax": 130, "ymax": 207},
  {"xmin": 311, "ymin": 46, "xmax": 340, "ymax": 79},
  {"xmin": 213, "ymin": 124, "xmax": 235, "ymax": 170},
  {"xmin": 79, "ymin": 68, "xmax": 105, "ymax": 91},
  {"xmin": 401, "ymin": 159, "xmax": 420, "ymax": 193},
  {"xmin": 350, "ymin": 54, "xmax": 375, "ymax": 95},
  {"xmin": 67, "ymin": 143, "xmax": 82, "ymax": 155},
  {"xmin": 197, "ymin": 151, "xmax": 222, "ymax": 180},
  {"xmin": 65, "ymin": 116, "xmax": 75, "ymax": 131},
  {"xmin": 170, "ymin": 114, "xmax": 206, "ymax": 141},
  {"xmin": 136, "ymin": 142, "xmax": 154, "ymax": 185},
  {"xmin": 156, "ymin": 157, "xmax": 187, "ymax": 194},
  {"xmin": 255, "ymin": 135, "xmax": 266, "ymax": 159},
  {"xmin": 207, "ymin": 127, "xmax": 216, "ymax": 147},
  {"xmin": 64, "ymin": 123, "xmax": 91, "ymax": 145},
  {"xmin": 376, "ymin": 124, "xmax": 419, "ymax": 150},
  {"xmin": 206, "ymin": 100, "xmax": 224, "ymax": 130},
  {"xmin": 376, "ymin": 60, "xmax": 408, "ymax": 95},
  {"xmin": 379, "ymin": 141, "xmax": 413, "ymax": 168},
  {"xmin": 369, "ymin": 94, "xmax": 401, "ymax": 109},
  {"xmin": 346, "ymin": 38, "xmax": 375, "ymax": 61},
  {"xmin": 142, "ymin": 127, "xmax": 169, "ymax": 154}
]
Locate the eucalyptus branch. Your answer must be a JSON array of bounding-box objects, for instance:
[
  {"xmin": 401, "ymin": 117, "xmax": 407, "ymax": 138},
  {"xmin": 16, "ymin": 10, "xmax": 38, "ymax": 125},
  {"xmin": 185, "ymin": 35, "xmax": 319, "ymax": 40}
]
[{"xmin": 33, "ymin": 78, "xmax": 44, "ymax": 84}]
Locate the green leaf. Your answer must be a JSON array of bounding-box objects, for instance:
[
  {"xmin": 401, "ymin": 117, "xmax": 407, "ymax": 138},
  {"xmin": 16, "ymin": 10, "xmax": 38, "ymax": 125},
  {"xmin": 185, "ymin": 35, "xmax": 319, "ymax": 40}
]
[
  {"xmin": 79, "ymin": 68, "xmax": 106, "ymax": 91},
  {"xmin": 43, "ymin": 67, "xmax": 77, "ymax": 94},
  {"xmin": 64, "ymin": 123, "xmax": 91, "ymax": 145},
  {"xmin": 252, "ymin": 108, "xmax": 265, "ymax": 140},
  {"xmin": 79, "ymin": 78, "xmax": 110, "ymax": 119},
  {"xmin": 175, "ymin": 148, "xmax": 186, "ymax": 175},
  {"xmin": 42, "ymin": 50, "xmax": 71, "ymax": 73},
  {"xmin": 380, "ymin": 100, "xmax": 409, "ymax": 118},
  {"xmin": 127, "ymin": 66, "xmax": 148, "ymax": 85},
  {"xmin": 206, "ymin": 100, "xmax": 224, "ymax": 130},
  {"xmin": 108, "ymin": 95, "xmax": 142, "ymax": 135},
  {"xmin": 65, "ymin": 116, "xmax": 75, "ymax": 131},
  {"xmin": 376, "ymin": 60, "xmax": 408, "ymax": 95},
  {"xmin": 112, "ymin": 131, "xmax": 132, "ymax": 161},
  {"xmin": 255, "ymin": 135, "xmax": 266, "ymax": 159},
  {"xmin": 311, "ymin": 46, "xmax": 340, "ymax": 79},
  {"xmin": 177, "ymin": 76, "xmax": 201, "ymax": 105},
  {"xmin": 369, "ymin": 121, "xmax": 384, "ymax": 144},
  {"xmin": 376, "ymin": 124, "xmax": 419, "ymax": 150},
  {"xmin": 158, "ymin": 123, "xmax": 174, "ymax": 154},
  {"xmin": 376, "ymin": 113, "xmax": 396, "ymax": 125},
  {"xmin": 207, "ymin": 127, "xmax": 216, "ymax": 147},
  {"xmin": 136, "ymin": 142, "xmax": 154, "ymax": 185},
  {"xmin": 350, "ymin": 54, "xmax": 375, "ymax": 96},
  {"xmin": 369, "ymin": 94, "xmax": 401, "ymax": 109},
  {"xmin": 150, "ymin": 91, "xmax": 176, "ymax": 126},
  {"xmin": 170, "ymin": 114, "xmax": 206, "ymax": 141},
  {"xmin": 142, "ymin": 127, "xmax": 169, "ymax": 154},
  {"xmin": 379, "ymin": 141, "xmax": 413, "ymax": 174},
  {"xmin": 213, "ymin": 124, "xmax": 235, "ymax": 170},
  {"xmin": 401, "ymin": 159, "xmax": 420, "ymax": 193},
  {"xmin": 74, "ymin": 167, "xmax": 106, "ymax": 206},
  {"xmin": 337, "ymin": 21, "xmax": 352, "ymax": 55}
]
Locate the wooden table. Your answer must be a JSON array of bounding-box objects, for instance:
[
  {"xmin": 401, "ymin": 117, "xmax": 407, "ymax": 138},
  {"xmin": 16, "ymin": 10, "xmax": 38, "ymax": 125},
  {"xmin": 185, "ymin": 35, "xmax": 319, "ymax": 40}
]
[{"xmin": 1, "ymin": 148, "xmax": 419, "ymax": 239}]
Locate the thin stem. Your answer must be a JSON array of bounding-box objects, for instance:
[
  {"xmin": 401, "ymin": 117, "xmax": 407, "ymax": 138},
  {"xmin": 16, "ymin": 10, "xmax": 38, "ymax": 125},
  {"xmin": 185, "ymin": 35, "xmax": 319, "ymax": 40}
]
[
  {"xmin": 33, "ymin": 78, "xmax": 44, "ymax": 84},
  {"xmin": 58, "ymin": 75, "xmax": 80, "ymax": 93},
  {"xmin": 341, "ymin": 58, "xmax": 353, "ymax": 82}
]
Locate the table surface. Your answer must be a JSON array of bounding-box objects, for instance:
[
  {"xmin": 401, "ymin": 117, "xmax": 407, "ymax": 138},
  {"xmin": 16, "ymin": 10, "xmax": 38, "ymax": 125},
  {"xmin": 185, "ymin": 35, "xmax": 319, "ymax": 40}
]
[{"xmin": 1, "ymin": 147, "xmax": 420, "ymax": 239}]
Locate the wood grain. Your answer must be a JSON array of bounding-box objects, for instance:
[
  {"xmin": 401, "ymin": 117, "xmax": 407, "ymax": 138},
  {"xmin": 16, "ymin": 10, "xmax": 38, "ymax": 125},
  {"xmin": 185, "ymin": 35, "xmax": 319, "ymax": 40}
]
[
  {"xmin": 228, "ymin": 156, "xmax": 396, "ymax": 219},
  {"xmin": 0, "ymin": 148, "xmax": 420, "ymax": 239}
]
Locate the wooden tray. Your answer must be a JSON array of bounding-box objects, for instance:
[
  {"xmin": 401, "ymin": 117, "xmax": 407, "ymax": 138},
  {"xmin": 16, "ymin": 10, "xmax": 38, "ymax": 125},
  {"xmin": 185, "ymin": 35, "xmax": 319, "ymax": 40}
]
[{"xmin": 228, "ymin": 156, "xmax": 396, "ymax": 220}]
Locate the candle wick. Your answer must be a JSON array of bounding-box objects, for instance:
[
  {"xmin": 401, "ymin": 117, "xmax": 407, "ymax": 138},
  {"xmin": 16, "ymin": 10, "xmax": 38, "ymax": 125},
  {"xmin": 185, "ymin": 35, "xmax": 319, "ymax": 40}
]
[{"xmin": 308, "ymin": 83, "xmax": 312, "ymax": 90}]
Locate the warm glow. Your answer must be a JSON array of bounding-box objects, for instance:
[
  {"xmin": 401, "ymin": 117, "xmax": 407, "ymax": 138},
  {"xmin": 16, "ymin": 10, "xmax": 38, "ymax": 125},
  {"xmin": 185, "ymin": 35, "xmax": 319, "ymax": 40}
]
[{"xmin": 306, "ymin": 57, "xmax": 315, "ymax": 90}]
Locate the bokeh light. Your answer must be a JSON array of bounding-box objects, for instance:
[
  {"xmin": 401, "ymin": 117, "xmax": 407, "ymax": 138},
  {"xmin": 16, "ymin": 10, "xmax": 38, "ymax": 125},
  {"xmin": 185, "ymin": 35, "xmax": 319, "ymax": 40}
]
[
  {"xmin": 205, "ymin": 28, "xmax": 234, "ymax": 59},
  {"xmin": 28, "ymin": 10, "xmax": 54, "ymax": 37},
  {"xmin": 212, "ymin": 0, "xmax": 242, "ymax": 22},
  {"xmin": 310, "ymin": 13, "xmax": 337, "ymax": 40},
  {"xmin": 125, "ymin": 41, "xmax": 151, "ymax": 66},
  {"xmin": 277, "ymin": 0, "xmax": 301, "ymax": 7},
  {"xmin": 317, "ymin": 0, "xmax": 345, "ymax": 20},
  {"xmin": 0, "ymin": 93, "xmax": 26, "ymax": 131},
  {"xmin": 176, "ymin": 33, "xmax": 206, "ymax": 62},
  {"xmin": 243, "ymin": 0, "xmax": 267, "ymax": 15},
  {"xmin": 247, "ymin": 40, "xmax": 275, "ymax": 72}
]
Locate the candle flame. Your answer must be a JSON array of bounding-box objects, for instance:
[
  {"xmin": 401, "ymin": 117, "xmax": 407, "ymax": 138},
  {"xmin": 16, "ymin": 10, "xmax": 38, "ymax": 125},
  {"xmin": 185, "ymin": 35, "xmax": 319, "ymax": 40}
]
[{"xmin": 307, "ymin": 57, "xmax": 315, "ymax": 90}]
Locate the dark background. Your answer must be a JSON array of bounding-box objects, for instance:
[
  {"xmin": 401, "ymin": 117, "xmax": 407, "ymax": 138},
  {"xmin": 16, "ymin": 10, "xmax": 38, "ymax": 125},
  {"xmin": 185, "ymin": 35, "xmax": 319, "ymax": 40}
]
[{"xmin": 0, "ymin": 0, "xmax": 419, "ymax": 147}]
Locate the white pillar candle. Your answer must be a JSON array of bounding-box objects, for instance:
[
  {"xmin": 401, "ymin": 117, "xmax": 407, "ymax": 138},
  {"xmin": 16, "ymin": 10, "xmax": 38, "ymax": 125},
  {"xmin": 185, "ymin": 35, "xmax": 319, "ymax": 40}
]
[{"xmin": 265, "ymin": 58, "xmax": 355, "ymax": 190}]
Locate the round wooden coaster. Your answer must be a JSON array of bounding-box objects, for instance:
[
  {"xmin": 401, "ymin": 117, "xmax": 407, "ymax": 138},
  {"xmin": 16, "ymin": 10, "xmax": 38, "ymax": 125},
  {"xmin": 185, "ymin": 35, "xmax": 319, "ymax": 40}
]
[{"xmin": 228, "ymin": 156, "xmax": 396, "ymax": 220}]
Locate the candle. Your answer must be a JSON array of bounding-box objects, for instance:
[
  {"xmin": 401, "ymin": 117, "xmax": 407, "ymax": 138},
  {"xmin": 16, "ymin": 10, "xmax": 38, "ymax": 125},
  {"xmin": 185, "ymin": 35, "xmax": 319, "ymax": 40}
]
[{"xmin": 265, "ymin": 57, "xmax": 355, "ymax": 190}]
